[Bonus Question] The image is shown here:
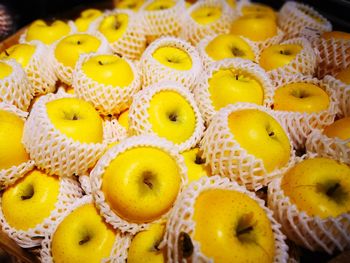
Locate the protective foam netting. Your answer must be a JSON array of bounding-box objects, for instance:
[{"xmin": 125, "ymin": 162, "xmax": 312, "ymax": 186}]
[
  {"xmin": 22, "ymin": 91, "xmax": 108, "ymax": 177},
  {"xmin": 102, "ymin": 115, "xmax": 129, "ymax": 145},
  {"xmin": 129, "ymin": 81, "xmax": 204, "ymax": 152},
  {"xmin": 164, "ymin": 175, "xmax": 289, "ymax": 262},
  {"xmin": 0, "ymin": 59, "xmax": 33, "ymax": 112},
  {"xmin": 193, "ymin": 58, "xmax": 274, "ymax": 124},
  {"xmin": 268, "ymin": 171, "xmax": 350, "ymax": 254},
  {"xmin": 272, "ymin": 75, "xmax": 338, "ymax": 149},
  {"xmin": 0, "ymin": 176, "xmax": 82, "ymax": 248},
  {"xmin": 200, "ymin": 103, "xmax": 295, "ymax": 191},
  {"xmin": 40, "ymin": 195, "xmax": 131, "ymax": 263},
  {"xmin": 0, "ymin": 103, "xmax": 34, "ymax": 189},
  {"xmin": 90, "ymin": 135, "xmax": 188, "ymax": 235},
  {"xmin": 278, "ymin": 1, "xmax": 332, "ymax": 39},
  {"xmin": 89, "ymin": 9, "xmax": 147, "ymax": 60},
  {"xmin": 180, "ymin": 0, "xmax": 237, "ymax": 45},
  {"xmin": 140, "ymin": 36, "xmax": 202, "ymax": 89},
  {"xmin": 50, "ymin": 32, "xmax": 111, "ymax": 86}
]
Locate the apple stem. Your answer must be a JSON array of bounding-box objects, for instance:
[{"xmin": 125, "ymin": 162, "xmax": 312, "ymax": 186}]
[
  {"xmin": 326, "ymin": 183, "xmax": 340, "ymax": 197},
  {"xmin": 237, "ymin": 225, "xmax": 254, "ymax": 236},
  {"xmin": 98, "ymin": 61, "xmax": 103, "ymax": 66},
  {"xmin": 178, "ymin": 232, "xmax": 193, "ymax": 258},
  {"xmin": 77, "ymin": 40, "xmax": 81, "ymax": 45},
  {"xmin": 168, "ymin": 113, "xmax": 177, "ymax": 122},
  {"xmin": 235, "ymin": 75, "xmax": 238, "ymax": 80},
  {"xmin": 4, "ymin": 50, "xmax": 9, "ymax": 56},
  {"xmin": 21, "ymin": 185, "xmax": 34, "ymax": 200},
  {"xmin": 195, "ymin": 155, "xmax": 205, "ymax": 165},
  {"xmin": 79, "ymin": 235, "xmax": 91, "ymax": 245},
  {"xmin": 268, "ymin": 131, "xmax": 275, "ymax": 137}
]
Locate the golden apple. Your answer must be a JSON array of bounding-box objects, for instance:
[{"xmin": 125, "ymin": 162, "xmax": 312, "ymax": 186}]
[
  {"xmin": 116, "ymin": 0, "xmax": 145, "ymax": 10},
  {"xmin": 181, "ymin": 148, "xmax": 210, "ymax": 183},
  {"xmin": 225, "ymin": 0, "xmax": 236, "ymax": 8},
  {"xmin": 152, "ymin": 46, "xmax": 192, "ymax": 70},
  {"xmin": 241, "ymin": 3, "xmax": 276, "ymax": 21},
  {"xmin": 75, "ymin": 9, "xmax": 102, "ymax": 32},
  {"xmin": 322, "ymin": 31, "xmax": 350, "ymax": 40},
  {"xmin": 323, "ymin": 117, "xmax": 350, "ymax": 141},
  {"xmin": 0, "ymin": 61, "xmax": 13, "ymax": 79},
  {"xmin": 145, "ymin": 0, "xmax": 176, "ymax": 11},
  {"xmin": 0, "ymin": 44, "xmax": 36, "ymax": 68},
  {"xmin": 335, "ymin": 66, "xmax": 350, "ymax": 85},
  {"xmin": 190, "ymin": 6, "xmax": 222, "ymax": 25},
  {"xmin": 118, "ymin": 109, "xmax": 129, "ymax": 130},
  {"xmin": 98, "ymin": 14, "xmax": 129, "ymax": 43}
]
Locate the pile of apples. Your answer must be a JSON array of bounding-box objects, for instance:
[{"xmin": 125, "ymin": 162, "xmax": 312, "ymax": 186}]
[{"xmin": 0, "ymin": 0, "xmax": 350, "ymax": 262}]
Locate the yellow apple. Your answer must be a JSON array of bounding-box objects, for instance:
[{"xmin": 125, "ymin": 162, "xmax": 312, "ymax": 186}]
[
  {"xmin": 75, "ymin": 9, "xmax": 102, "ymax": 32},
  {"xmin": 181, "ymin": 148, "xmax": 210, "ymax": 183},
  {"xmin": 82, "ymin": 54, "xmax": 134, "ymax": 87},
  {"xmin": 281, "ymin": 157, "xmax": 350, "ymax": 218},
  {"xmin": 193, "ymin": 189, "xmax": 275, "ymax": 262},
  {"xmin": 228, "ymin": 109, "xmax": 291, "ymax": 172},
  {"xmin": 208, "ymin": 69, "xmax": 264, "ymax": 110},
  {"xmin": 98, "ymin": 14, "xmax": 129, "ymax": 43},
  {"xmin": 225, "ymin": 0, "xmax": 236, "ymax": 8},
  {"xmin": 118, "ymin": 109, "xmax": 129, "ymax": 130},
  {"xmin": 152, "ymin": 46, "xmax": 192, "ymax": 70},
  {"xmin": 1, "ymin": 169, "xmax": 60, "ymax": 230},
  {"xmin": 0, "ymin": 44, "xmax": 36, "ymax": 68},
  {"xmin": 148, "ymin": 91, "xmax": 196, "ymax": 144},
  {"xmin": 145, "ymin": 0, "xmax": 176, "ymax": 11},
  {"xmin": 25, "ymin": 20, "xmax": 71, "ymax": 45},
  {"xmin": 322, "ymin": 31, "xmax": 350, "ymax": 40},
  {"xmin": 0, "ymin": 61, "xmax": 13, "ymax": 79},
  {"xmin": 116, "ymin": 0, "xmax": 145, "ymax": 10},
  {"xmin": 230, "ymin": 14, "xmax": 277, "ymax": 41},
  {"xmin": 259, "ymin": 44, "xmax": 303, "ymax": 71},
  {"xmin": 241, "ymin": 3, "xmax": 276, "ymax": 21},
  {"xmin": 190, "ymin": 6, "xmax": 222, "ymax": 25},
  {"xmin": 102, "ymin": 146, "xmax": 181, "ymax": 223},
  {"xmin": 127, "ymin": 223, "xmax": 166, "ymax": 263},
  {"xmin": 46, "ymin": 98, "xmax": 103, "ymax": 143},
  {"xmin": 205, "ymin": 34, "xmax": 255, "ymax": 61},
  {"xmin": 51, "ymin": 203, "xmax": 116, "ymax": 263},
  {"xmin": 335, "ymin": 66, "xmax": 350, "ymax": 85},
  {"xmin": 323, "ymin": 117, "xmax": 350, "ymax": 141},
  {"xmin": 0, "ymin": 110, "xmax": 29, "ymax": 170},
  {"xmin": 273, "ymin": 82, "xmax": 330, "ymax": 113},
  {"xmin": 54, "ymin": 34, "xmax": 101, "ymax": 68}
]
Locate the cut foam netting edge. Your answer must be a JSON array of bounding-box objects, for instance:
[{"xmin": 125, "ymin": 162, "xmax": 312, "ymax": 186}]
[
  {"xmin": 193, "ymin": 57, "xmax": 274, "ymax": 125},
  {"xmin": 163, "ymin": 175, "xmax": 289, "ymax": 263},
  {"xmin": 0, "ymin": 176, "xmax": 82, "ymax": 248},
  {"xmin": 102, "ymin": 116, "xmax": 129, "ymax": 145},
  {"xmin": 40, "ymin": 195, "xmax": 131, "ymax": 263},
  {"xmin": 73, "ymin": 52, "xmax": 141, "ymax": 116},
  {"xmin": 268, "ymin": 172, "xmax": 350, "ymax": 254},
  {"xmin": 50, "ymin": 31, "xmax": 112, "ymax": 86},
  {"xmin": 22, "ymin": 91, "xmax": 109, "ymax": 177},
  {"xmin": 129, "ymin": 81, "xmax": 205, "ymax": 152},
  {"xmin": 90, "ymin": 135, "xmax": 188, "ymax": 235},
  {"xmin": 272, "ymin": 75, "xmax": 338, "ymax": 149},
  {"xmin": 200, "ymin": 102, "xmax": 296, "ymax": 191},
  {"xmin": 140, "ymin": 36, "xmax": 202, "ymax": 90}
]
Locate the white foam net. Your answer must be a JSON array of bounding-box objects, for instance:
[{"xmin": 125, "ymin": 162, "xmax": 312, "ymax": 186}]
[
  {"xmin": 102, "ymin": 115, "xmax": 129, "ymax": 145},
  {"xmin": 193, "ymin": 58, "xmax": 274, "ymax": 124},
  {"xmin": 0, "ymin": 176, "xmax": 82, "ymax": 248},
  {"xmin": 90, "ymin": 135, "xmax": 188, "ymax": 235},
  {"xmin": 129, "ymin": 81, "xmax": 204, "ymax": 152},
  {"xmin": 200, "ymin": 103, "xmax": 295, "ymax": 191},
  {"xmin": 140, "ymin": 36, "xmax": 202, "ymax": 89},
  {"xmin": 164, "ymin": 175, "xmax": 289, "ymax": 263}
]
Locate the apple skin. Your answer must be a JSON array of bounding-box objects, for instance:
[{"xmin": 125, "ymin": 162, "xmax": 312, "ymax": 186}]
[
  {"xmin": 322, "ymin": 31, "xmax": 350, "ymax": 40},
  {"xmin": 152, "ymin": 46, "xmax": 192, "ymax": 71},
  {"xmin": 116, "ymin": 0, "xmax": 145, "ymax": 10},
  {"xmin": 54, "ymin": 34, "xmax": 101, "ymax": 68},
  {"xmin": 273, "ymin": 82, "xmax": 330, "ymax": 113},
  {"xmin": 25, "ymin": 20, "xmax": 71, "ymax": 44},
  {"xmin": 102, "ymin": 147, "xmax": 181, "ymax": 223},
  {"xmin": 190, "ymin": 6, "xmax": 222, "ymax": 25},
  {"xmin": 259, "ymin": 44, "xmax": 302, "ymax": 71},
  {"xmin": 98, "ymin": 14, "xmax": 129, "ymax": 43},
  {"xmin": 118, "ymin": 109, "xmax": 129, "ymax": 130},
  {"xmin": 208, "ymin": 69, "xmax": 264, "ymax": 110},
  {"xmin": 241, "ymin": 3, "xmax": 276, "ymax": 21},
  {"xmin": 0, "ymin": 44, "xmax": 36, "ymax": 68},
  {"xmin": 281, "ymin": 158, "xmax": 350, "ymax": 218},
  {"xmin": 2, "ymin": 169, "xmax": 60, "ymax": 230},
  {"xmin": 51, "ymin": 203, "xmax": 116, "ymax": 263},
  {"xmin": 0, "ymin": 61, "xmax": 13, "ymax": 79},
  {"xmin": 193, "ymin": 189, "xmax": 275, "ymax": 262},
  {"xmin": 335, "ymin": 67, "xmax": 350, "ymax": 85},
  {"xmin": 323, "ymin": 117, "xmax": 350, "ymax": 141},
  {"xmin": 205, "ymin": 34, "xmax": 255, "ymax": 61},
  {"xmin": 82, "ymin": 54, "xmax": 134, "ymax": 87},
  {"xmin": 228, "ymin": 109, "xmax": 291, "ymax": 172},
  {"xmin": 0, "ymin": 110, "xmax": 29, "ymax": 170},
  {"xmin": 75, "ymin": 9, "xmax": 102, "ymax": 32},
  {"xmin": 181, "ymin": 148, "xmax": 210, "ymax": 183},
  {"xmin": 145, "ymin": 0, "xmax": 176, "ymax": 11},
  {"xmin": 148, "ymin": 91, "xmax": 196, "ymax": 144},
  {"xmin": 46, "ymin": 97, "xmax": 103, "ymax": 144}
]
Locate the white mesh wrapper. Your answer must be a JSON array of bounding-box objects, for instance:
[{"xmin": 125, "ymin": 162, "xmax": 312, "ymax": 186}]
[
  {"xmin": 50, "ymin": 32, "xmax": 111, "ymax": 86},
  {"xmin": 164, "ymin": 175, "xmax": 288, "ymax": 263},
  {"xmin": 140, "ymin": 36, "xmax": 202, "ymax": 89},
  {"xmin": 73, "ymin": 52, "xmax": 141, "ymax": 116},
  {"xmin": 278, "ymin": 1, "xmax": 332, "ymax": 39},
  {"xmin": 268, "ymin": 171, "xmax": 350, "ymax": 254},
  {"xmin": 262, "ymin": 37, "xmax": 317, "ymax": 87},
  {"xmin": 272, "ymin": 76, "xmax": 338, "ymax": 149},
  {"xmin": 0, "ymin": 103, "xmax": 34, "ymax": 189},
  {"xmin": 0, "ymin": 176, "xmax": 82, "ymax": 248},
  {"xmin": 103, "ymin": 115, "xmax": 128, "ymax": 145},
  {"xmin": 200, "ymin": 103, "xmax": 295, "ymax": 191},
  {"xmin": 180, "ymin": 0, "xmax": 237, "ymax": 45},
  {"xmin": 89, "ymin": 10, "xmax": 146, "ymax": 60},
  {"xmin": 40, "ymin": 195, "xmax": 131, "ymax": 263},
  {"xmin": 0, "ymin": 59, "xmax": 33, "ymax": 112},
  {"xmin": 139, "ymin": 0, "xmax": 187, "ymax": 39},
  {"xmin": 247, "ymin": 28, "xmax": 285, "ymax": 53},
  {"xmin": 90, "ymin": 135, "xmax": 188, "ymax": 234},
  {"xmin": 129, "ymin": 81, "xmax": 204, "ymax": 152},
  {"xmin": 197, "ymin": 33, "xmax": 260, "ymax": 70},
  {"xmin": 193, "ymin": 58, "xmax": 274, "ymax": 124},
  {"xmin": 22, "ymin": 91, "xmax": 108, "ymax": 178}
]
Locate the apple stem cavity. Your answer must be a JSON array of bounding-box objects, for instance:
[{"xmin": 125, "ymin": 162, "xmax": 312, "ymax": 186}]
[
  {"xmin": 98, "ymin": 61, "xmax": 103, "ymax": 66},
  {"xmin": 21, "ymin": 184, "xmax": 34, "ymax": 200},
  {"xmin": 4, "ymin": 50, "xmax": 9, "ymax": 56},
  {"xmin": 236, "ymin": 212, "xmax": 256, "ymax": 242},
  {"xmin": 279, "ymin": 50, "xmax": 291, "ymax": 56},
  {"xmin": 77, "ymin": 40, "xmax": 81, "ymax": 45},
  {"xmin": 142, "ymin": 171, "xmax": 154, "ymax": 190},
  {"xmin": 195, "ymin": 154, "xmax": 206, "ymax": 165},
  {"xmin": 178, "ymin": 232, "xmax": 193, "ymax": 259},
  {"xmin": 231, "ymin": 47, "xmax": 245, "ymax": 57},
  {"xmin": 168, "ymin": 113, "xmax": 178, "ymax": 122},
  {"xmin": 79, "ymin": 235, "xmax": 91, "ymax": 245}
]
